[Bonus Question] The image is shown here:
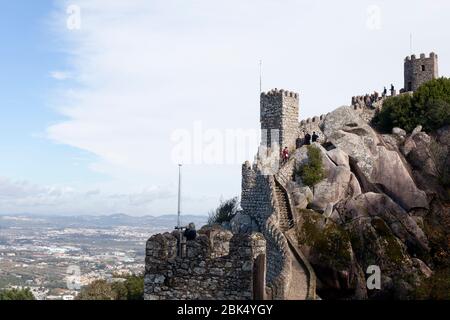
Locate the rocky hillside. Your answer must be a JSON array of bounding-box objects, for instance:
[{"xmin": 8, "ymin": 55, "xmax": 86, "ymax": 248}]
[{"xmin": 287, "ymin": 106, "xmax": 450, "ymax": 299}]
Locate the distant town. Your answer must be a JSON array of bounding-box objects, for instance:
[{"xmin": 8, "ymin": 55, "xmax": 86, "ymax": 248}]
[{"xmin": 0, "ymin": 214, "xmax": 207, "ymax": 300}]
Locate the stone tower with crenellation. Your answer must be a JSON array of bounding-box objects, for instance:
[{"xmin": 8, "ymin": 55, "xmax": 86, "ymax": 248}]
[
  {"xmin": 404, "ymin": 52, "xmax": 439, "ymax": 92},
  {"xmin": 260, "ymin": 89, "xmax": 299, "ymax": 151}
]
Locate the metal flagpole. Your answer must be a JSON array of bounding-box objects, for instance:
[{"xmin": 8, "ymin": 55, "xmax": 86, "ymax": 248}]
[
  {"xmin": 410, "ymin": 33, "xmax": 413, "ymax": 55},
  {"xmin": 259, "ymin": 60, "xmax": 263, "ymax": 94},
  {"xmin": 177, "ymin": 164, "xmax": 182, "ymax": 229},
  {"xmin": 177, "ymin": 164, "xmax": 182, "ymax": 256}
]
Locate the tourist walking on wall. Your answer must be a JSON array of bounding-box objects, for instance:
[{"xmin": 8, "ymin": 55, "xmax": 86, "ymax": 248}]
[
  {"xmin": 304, "ymin": 132, "xmax": 312, "ymax": 145},
  {"xmin": 312, "ymin": 132, "xmax": 319, "ymax": 143},
  {"xmin": 296, "ymin": 134, "xmax": 303, "ymax": 149},
  {"xmin": 282, "ymin": 147, "xmax": 289, "ymax": 164}
]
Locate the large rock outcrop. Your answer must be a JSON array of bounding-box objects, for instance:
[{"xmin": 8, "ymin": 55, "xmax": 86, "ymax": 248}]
[
  {"xmin": 322, "ymin": 106, "xmax": 428, "ymax": 211},
  {"xmin": 289, "ymin": 107, "xmax": 449, "ymax": 300},
  {"xmin": 294, "ymin": 144, "xmax": 361, "ymax": 212}
]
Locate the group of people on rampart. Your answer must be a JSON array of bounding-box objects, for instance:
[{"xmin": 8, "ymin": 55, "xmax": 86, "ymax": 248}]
[
  {"xmin": 352, "ymin": 84, "xmax": 396, "ymax": 108},
  {"xmin": 281, "ymin": 131, "xmax": 320, "ymax": 164}
]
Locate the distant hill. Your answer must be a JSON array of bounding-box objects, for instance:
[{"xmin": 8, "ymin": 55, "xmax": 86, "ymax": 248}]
[{"xmin": 0, "ymin": 213, "xmax": 208, "ymax": 230}]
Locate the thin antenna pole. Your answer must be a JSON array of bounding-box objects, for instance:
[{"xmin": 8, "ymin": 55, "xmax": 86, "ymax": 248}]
[
  {"xmin": 410, "ymin": 33, "xmax": 413, "ymax": 55},
  {"xmin": 259, "ymin": 60, "xmax": 263, "ymax": 94},
  {"xmin": 177, "ymin": 164, "xmax": 182, "ymax": 257},
  {"xmin": 177, "ymin": 164, "xmax": 182, "ymax": 229}
]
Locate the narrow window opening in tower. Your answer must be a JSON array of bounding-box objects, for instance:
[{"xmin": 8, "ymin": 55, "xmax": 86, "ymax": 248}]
[
  {"xmin": 408, "ymin": 82, "xmax": 412, "ymax": 91},
  {"xmin": 422, "ymin": 65, "xmax": 426, "ymax": 71}
]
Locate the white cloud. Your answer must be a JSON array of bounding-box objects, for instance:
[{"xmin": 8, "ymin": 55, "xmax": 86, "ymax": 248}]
[
  {"xmin": 50, "ymin": 71, "xmax": 71, "ymax": 80},
  {"xmin": 0, "ymin": 177, "xmax": 175, "ymax": 216},
  {"xmin": 41, "ymin": 0, "xmax": 450, "ymax": 215}
]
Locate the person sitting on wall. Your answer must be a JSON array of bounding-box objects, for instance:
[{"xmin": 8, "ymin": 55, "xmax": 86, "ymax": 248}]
[
  {"xmin": 304, "ymin": 132, "xmax": 312, "ymax": 145},
  {"xmin": 184, "ymin": 223, "xmax": 197, "ymax": 241},
  {"xmin": 312, "ymin": 132, "xmax": 319, "ymax": 143}
]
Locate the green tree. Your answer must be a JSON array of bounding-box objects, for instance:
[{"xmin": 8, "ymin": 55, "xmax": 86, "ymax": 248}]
[
  {"xmin": 373, "ymin": 94, "xmax": 415, "ymax": 132},
  {"xmin": 124, "ymin": 275, "xmax": 144, "ymax": 300},
  {"xmin": 0, "ymin": 288, "xmax": 35, "ymax": 300},
  {"xmin": 373, "ymin": 77, "xmax": 450, "ymax": 133},
  {"xmin": 76, "ymin": 280, "xmax": 116, "ymax": 300},
  {"xmin": 208, "ymin": 197, "xmax": 239, "ymax": 225},
  {"xmin": 111, "ymin": 281, "xmax": 128, "ymax": 300},
  {"xmin": 77, "ymin": 275, "xmax": 144, "ymax": 300},
  {"xmin": 296, "ymin": 145, "xmax": 326, "ymax": 187}
]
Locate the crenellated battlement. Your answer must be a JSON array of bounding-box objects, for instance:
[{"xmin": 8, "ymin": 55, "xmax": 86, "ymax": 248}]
[
  {"xmin": 261, "ymin": 88, "xmax": 299, "ymax": 99},
  {"xmin": 405, "ymin": 52, "xmax": 437, "ymax": 61},
  {"xmin": 299, "ymin": 113, "xmax": 329, "ymax": 126}
]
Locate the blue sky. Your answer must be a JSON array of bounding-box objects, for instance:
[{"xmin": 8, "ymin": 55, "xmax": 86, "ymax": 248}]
[
  {"xmin": 0, "ymin": 1, "xmax": 98, "ymax": 184},
  {"xmin": 0, "ymin": 0, "xmax": 449, "ymax": 216}
]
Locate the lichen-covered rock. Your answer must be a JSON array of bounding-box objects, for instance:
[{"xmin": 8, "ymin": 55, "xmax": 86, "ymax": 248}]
[
  {"xmin": 392, "ymin": 127, "xmax": 407, "ymax": 137},
  {"xmin": 336, "ymin": 193, "xmax": 429, "ymax": 253},
  {"xmin": 295, "ymin": 210, "xmax": 367, "ymax": 299},
  {"xmin": 310, "ymin": 166, "xmax": 361, "ymax": 212},
  {"xmin": 326, "ymin": 148, "xmax": 350, "ymax": 169},
  {"xmin": 323, "ymin": 106, "xmax": 380, "ymax": 176},
  {"xmin": 412, "ymin": 258, "xmax": 433, "ymax": 278},
  {"xmin": 407, "ymin": 132, "xmax": 436, "ymax": 176},
  {"xmin": 371, "ymin": 146, "xmax": 428, "ymax": 210},
  {"xmin": 323, "ymin": 106, "xmax": 428, "ymax": 211},
  {"xmin": 291, "ymin": 189, "xmax": 309, "ymax": 209},
  {"xmin": 295, "ymin": 143, "xmax": 335, "ymax": 172}
]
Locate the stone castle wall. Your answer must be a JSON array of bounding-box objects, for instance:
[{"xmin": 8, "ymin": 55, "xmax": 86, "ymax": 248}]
[
  {"xmin": 299, "ymin": 113, "xmax": 329, "ymax": 137},
  {"xmin": 404, "ymin": 52, "xmax": 438, "ymax": 92},
  {"xmin": 144, "ymin": 227, "xmax": 266, "ymax": 300},
  {"xmin": 298, "ymin": 92, "xmax": 387, "ymax": 137},
  {"xmin": 241, "ymin": 162, "xmax": 291, "ymax": 299}
]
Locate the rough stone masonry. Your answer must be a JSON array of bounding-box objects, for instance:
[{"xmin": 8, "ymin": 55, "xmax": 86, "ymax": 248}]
[{"xmin": 145, "ymin": 226, "xmax": 266, "ymax": 300}]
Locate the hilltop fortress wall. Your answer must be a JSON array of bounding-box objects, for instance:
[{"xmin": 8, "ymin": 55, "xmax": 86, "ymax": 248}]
[
  {"xmin": 145, "ymin": 227, "xmax": 266, "ymax": 300},
  {"xmin": 144, "ymin": 52, "xmax": 438, "ymax": 301},
  {"xmin": 241, "ymin": 162, "xmax": 292, "ymax": 299}
]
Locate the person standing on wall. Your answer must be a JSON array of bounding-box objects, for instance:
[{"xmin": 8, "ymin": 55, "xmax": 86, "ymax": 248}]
[
  {"xmin": 304, "ymin": 132, "xmax": 312, "ymax": 145},
  {"xmin": 282, "ymin": 147, "xmax": 289, "ymax": 164},
  {"xmin": 296, "ymin": 134, "xmax": 303, "ymax": 149},
  {"xmin": 312, "ymin": 131, "xmax": 319, "ymax": 143}
]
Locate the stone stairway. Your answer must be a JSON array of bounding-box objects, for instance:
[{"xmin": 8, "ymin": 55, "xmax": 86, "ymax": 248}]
[
  {"xmin": 273, "ymin": 162, "xmax": 317, "ymax": 300},
  {"xmin": 274, "ymin": 181, "xmax": 294, "ymax": 232}
]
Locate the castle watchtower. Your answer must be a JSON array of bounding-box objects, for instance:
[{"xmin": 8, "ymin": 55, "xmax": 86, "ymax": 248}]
[
  {"xmin": 260, "ymin": 89, "xmax": 299, "ymax": 150},
  {"xmin": 404, "ymin": 52, "xmax": 439, "ymax": 92}
]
